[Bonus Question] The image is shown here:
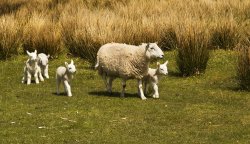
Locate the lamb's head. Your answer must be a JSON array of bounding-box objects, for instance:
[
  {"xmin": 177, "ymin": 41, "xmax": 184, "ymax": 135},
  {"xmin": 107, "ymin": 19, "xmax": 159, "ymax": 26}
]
[
  {"xmin": 145, "ymin": 43, "xmax": 164, "ymax": 59},
  {"xmin": 27, "ymin": 50, "xmax": 37, "ymax": 61},
  {"xmin": 65, "ymin": 60, "xmax": 76, "ymax": 74},
  {"xmin": 157, "ymin": 60, "xmax": 168, "ymax": 75},
  {"xmin": 40, "ymin": 54, "xmax": 50, "ymax": 66}
]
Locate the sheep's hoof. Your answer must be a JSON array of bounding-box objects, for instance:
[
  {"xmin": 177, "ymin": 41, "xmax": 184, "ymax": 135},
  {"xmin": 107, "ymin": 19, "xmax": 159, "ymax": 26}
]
[
  {"xmin": 68, "ymin": 95, "xmax": 72, "ymax": 97},
  {"xmin": 141, "ymin": 97, "xmax": 147, "ymax": 100}
]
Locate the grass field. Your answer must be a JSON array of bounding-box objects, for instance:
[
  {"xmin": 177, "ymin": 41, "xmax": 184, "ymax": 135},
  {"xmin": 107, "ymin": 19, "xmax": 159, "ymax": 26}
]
[{"xmin": 0, "ymin": 50, "xmax": 249, "ymax": 143}]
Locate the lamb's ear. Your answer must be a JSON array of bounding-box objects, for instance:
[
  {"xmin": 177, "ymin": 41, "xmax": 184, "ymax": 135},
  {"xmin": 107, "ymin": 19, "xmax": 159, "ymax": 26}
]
[
  {"xmin": 65, "ymin": 62, "xmax": 69, "ymax": 67},
  {"xmin": 145, "ymin": 43, "xmax": 150, "ymax": 50},
  {"xmin": 26, "ymin": 50, "xmax": 31, "ymax": 56},
  {"xmin": 71, "ymin": 59, "xmax": 74, "ymax": 65},
  {"xmin": 164, "ymin": 60, "xmax": 168, "ymax": 65},
  {"xmin": 47, "ymin": 54, "xmax": 50, "ymax": 59},
  {"xmin": 34, "ymin": 50, "xmax": 37, "ymax": 54},
  {"xmin": 157, "ymin": 62, "xmax": 160, "ymax": 67},
  {"xmin": 155, "ymin": 42, "xmax": 158, "ymax": 44}
]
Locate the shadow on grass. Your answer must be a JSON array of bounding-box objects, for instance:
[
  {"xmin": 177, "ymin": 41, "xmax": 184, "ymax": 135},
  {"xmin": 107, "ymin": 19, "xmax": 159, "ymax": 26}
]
[
  {"xmin": 88, "ymin": 91, "xmax": 139, "ymax": 98},
  {"xmin": 52, "ymin": 92, "xmax": 68, "ymax": 97}
]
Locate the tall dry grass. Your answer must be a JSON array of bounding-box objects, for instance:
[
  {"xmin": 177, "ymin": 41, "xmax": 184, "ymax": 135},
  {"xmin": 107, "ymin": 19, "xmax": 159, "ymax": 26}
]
[{"xmin": 0, "ymin": 0, "xmax": 250, "ymax": 63}]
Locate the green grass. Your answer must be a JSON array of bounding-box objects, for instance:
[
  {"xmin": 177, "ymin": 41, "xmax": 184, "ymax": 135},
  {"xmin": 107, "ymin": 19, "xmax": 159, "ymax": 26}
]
[{"xmin": 0, "ymin": 50, "xmax": 250, "ymax": 143}]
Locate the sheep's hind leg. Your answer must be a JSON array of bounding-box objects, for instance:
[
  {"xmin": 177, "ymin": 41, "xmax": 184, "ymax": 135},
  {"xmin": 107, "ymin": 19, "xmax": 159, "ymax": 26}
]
[
  {"xmin": 102, "ymin": 73, "xmax": 109, "ymax": 92},
  {"xmin": 120, "ymin": 79, "xmax": 126, "ymax": 97},
  {"xmin": 34, "ymin": 72, "xmax": 39, "ymax": 84},
  {"xmin": 107, "ymin": 77, "xmax": 114, "ymax": 94},
  {"xmin": 44, "ymin": 65, "xmax": 49, "ymax": 79},
  {"xmin": 138, "ymin": 79, "xmax": 147, "ymax": 100}
]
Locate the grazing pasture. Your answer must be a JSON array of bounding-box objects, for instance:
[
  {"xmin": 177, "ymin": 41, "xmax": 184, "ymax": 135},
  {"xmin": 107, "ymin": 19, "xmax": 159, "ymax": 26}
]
[{"xmin": 0, "ymin": 51, "xmax": 249, "ymax": 143}]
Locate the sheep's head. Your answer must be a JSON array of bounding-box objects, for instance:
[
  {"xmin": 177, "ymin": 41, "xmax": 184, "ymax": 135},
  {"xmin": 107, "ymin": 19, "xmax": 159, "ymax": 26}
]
[
  {"xmin": 26, "ymin": 50, "xmax": 37, "ymax": 61},
  {"xmin": 157, "ymin": 60, "xmax": 168, "ymax": 75},
  {"xmin": 145, "ymin": 43, "xmax": 164, "ymax": 59},
  {"xmin": 65, "ymin": 60, "xmax": 76, "ymax": 74}
]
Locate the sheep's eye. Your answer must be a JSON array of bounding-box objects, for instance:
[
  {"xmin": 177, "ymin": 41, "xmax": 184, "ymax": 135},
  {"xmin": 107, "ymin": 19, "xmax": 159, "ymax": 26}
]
[
  {"xmin": 69, "ymin": 67, "xmax": 72, "ymax": 69},
  {"xmin": 150, "ymin": 47, "xmax": 154, "ymax": 50},
  {"xmin": 160, "ymin": 68, "xmax": 164, "ymax": 70}
]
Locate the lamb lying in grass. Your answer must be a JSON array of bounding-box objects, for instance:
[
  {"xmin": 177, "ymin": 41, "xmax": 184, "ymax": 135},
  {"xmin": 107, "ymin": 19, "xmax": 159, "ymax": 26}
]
[
  {"xmin": 56, "ymin": 60, "xmax": 76, "ymax": 97},
  {"xmin": 38, "ymin": 53, "xmax": 50, "ymax": 79},
  {"xmin": 143, "ymin": 61, "xmax": 168, "ymax": 98},
  {"xmin": 22, "ymin": 50, "xmax": 44, "ymax": 85}
]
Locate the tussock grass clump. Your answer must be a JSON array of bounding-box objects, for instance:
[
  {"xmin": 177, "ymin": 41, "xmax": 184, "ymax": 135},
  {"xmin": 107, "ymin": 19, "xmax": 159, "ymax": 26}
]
[
  {"xmin": 0, "ymin": 16, "xmax": 22, "ymax": 59},
  {"xmin": 22, "ymin": 14, "xmax": 62, "ymax": 56},
  {"xmin": 237, "ymin": 32, "xmax": 250, "ymax": 90},
  {"xmin": 211, "ymin": 19, "xmax": 239, "ymax": 50},
  {"xmin": 176, "ymin": 22, "xmax": 210, "ymax": 76},
  {"xmin": 160, "ymin": 27, "xmax": 178, "ymax": 50}
]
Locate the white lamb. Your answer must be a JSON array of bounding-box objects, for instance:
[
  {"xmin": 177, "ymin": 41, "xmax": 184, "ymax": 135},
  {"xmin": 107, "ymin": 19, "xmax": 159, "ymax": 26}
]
[
  {"xmin": 56, "ymin": 60, "xmax": 76, "ymax": 97},
  {"xmin": 143, "ymin": 61, "xmax": 168, "ymax": 99},
  {"xmin": 38, "ymin": 53, "xmax": 50, "ymax": 79},
  {"xmin": 95, "ymin": 42, "xmax": 164, "ymax": 100},
  {"xmin": 22, "ymin": 50, "xmax": 44, "ymax": 85}
]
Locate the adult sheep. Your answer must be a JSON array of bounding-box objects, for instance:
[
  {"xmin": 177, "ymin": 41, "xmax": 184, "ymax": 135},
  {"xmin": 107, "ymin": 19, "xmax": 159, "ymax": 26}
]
[{"xmin": 95, "ymin": 42, "xmax": 164, "ymax": 100}]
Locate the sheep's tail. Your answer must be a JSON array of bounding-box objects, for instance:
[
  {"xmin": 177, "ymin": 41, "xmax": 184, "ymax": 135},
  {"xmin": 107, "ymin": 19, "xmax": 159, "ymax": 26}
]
[{"xmin": 94, "ymin": 57, "xmax": 99, "ymax": 69}]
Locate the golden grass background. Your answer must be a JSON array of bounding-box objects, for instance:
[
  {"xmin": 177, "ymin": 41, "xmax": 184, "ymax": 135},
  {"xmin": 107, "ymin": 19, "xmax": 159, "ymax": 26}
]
[
  {"xmin": 0, "ymin": 0, "xmax": 250, "ymax": 88},
  {"xmin": 0, "ymin": 0, "xmax": 249, "ymax": 60}
]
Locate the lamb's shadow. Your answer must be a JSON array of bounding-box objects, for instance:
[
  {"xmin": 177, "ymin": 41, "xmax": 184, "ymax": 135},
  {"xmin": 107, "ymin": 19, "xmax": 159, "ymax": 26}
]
[
  {"xmin": 52, "ymin": 92, "xmax": 68, "ymax": 97},
  {"xmin": 88, "ymin": 91, "xmax": 138, "ymax": 98}
]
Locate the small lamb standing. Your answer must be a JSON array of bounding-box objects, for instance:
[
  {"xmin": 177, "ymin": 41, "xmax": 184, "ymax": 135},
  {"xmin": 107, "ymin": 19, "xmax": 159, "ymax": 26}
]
[
  {"xmin": 38, "ymin": 53, "xmax": 50, "ymax": 79},
  {"xmin": 95, "ymin": 42, "xmax": 164, "ymax": 100},
  {"xmin": 22, "ymin": 50, "xmax": 44, "ymax": 85},
  {"xmin": 143, "ymin": 61, "xmax": 168, "ymax": 99},
  {"xmin": 56, "ymin": 60, "xmax": 76, "ymax": 97}
]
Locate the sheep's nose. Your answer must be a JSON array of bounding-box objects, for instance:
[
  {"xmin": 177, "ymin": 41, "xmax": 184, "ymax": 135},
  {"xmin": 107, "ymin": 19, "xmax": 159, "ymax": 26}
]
[{"xmin": 160, "ymin": 54, "xmax": 164, "ymax": 58}]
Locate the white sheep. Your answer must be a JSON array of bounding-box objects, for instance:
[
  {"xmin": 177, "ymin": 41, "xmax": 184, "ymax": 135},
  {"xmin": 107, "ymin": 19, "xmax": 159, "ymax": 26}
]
[
  {"xmin": 38, "ymin": 53, "xmax": 50, "ymax": 79},
  {"xmin": 56, "ymin": 60, "xmax": 76, "ymax": 97},
  {"xmin": 143, "ymin": 61, "xmax": 168, "ymax": 99},
  {"xmin": 22, "ymin": 50, "xmax": 44, "ymax": 85},
  {"xmin": 95, "ymin": 42, "xmax": 164, "ymax": 100}
]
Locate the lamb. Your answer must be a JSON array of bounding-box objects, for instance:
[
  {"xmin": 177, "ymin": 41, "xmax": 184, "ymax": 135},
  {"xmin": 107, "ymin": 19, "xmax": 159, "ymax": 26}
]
[
  {"xmin": 143, "ymin": 61, "xmax": 168, "ymax": 99},
  {"xmin": 38, "ymin": 53, "xmax": 50, "ymax": 79},
  {"xmin": 22, "ymin": 50, "xmax": 44, "ymax": 85},
  {"xmin": 95, "ymin": 42, "xmax": 164, "ymax": 100},
  {"xmin": 56, "ymin": 60, "xmax": 76, "ymax": 97}
]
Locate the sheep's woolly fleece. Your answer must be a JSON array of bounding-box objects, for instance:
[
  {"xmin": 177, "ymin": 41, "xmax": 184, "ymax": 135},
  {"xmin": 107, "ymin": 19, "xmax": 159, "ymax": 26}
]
[{"xmin": 96, "ymin": 43, "xmax": 150, "ymax": 79}]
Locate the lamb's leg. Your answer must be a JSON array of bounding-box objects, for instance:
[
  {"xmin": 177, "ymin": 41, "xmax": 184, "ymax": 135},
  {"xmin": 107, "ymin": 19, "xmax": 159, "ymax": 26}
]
[
  {"xmin": 22, "ymin": 72, "xmax": 27, "ymax": 84},
  {"xmin": 143, "ymin": 81, "xmax": 147, "ymax": 95},
  {"xmin": 44, "ymin": 65, "xmax": 49, "ymax": 79},
  {"xmin": 120, "ymin": 79, "xmax": 126, "ymax": 97},
  {"xmin": 107, "ymin": 77, "xmax": 114, "ymax": 94},
  {"xmin": 138, "ymin": 79, "xmax": 147, "ymax": 100},
  {"xmin": 56, "ymin": 77, "xmax": 61, "ymax": 95},
  {"xmin": 34, "ymin": 72, "xmax": 39, "ymax": 84},
  {"xmin": 64, "ymin": 80, "xmax": 72, "ymax": 97},
  {"xmin": 152, "ymin": 83, "xmax": 159, "ymax": 99},
  {"xmin": 38, "ymin": 69, "xmax": 44, "ymax": 82},
  {"xmin": 27, "ymin": 72, "xmax": 31, "ymax": 85}
]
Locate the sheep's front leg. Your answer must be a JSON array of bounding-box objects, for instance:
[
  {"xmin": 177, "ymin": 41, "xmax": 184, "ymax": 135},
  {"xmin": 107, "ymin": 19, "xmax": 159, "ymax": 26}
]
[
  {"xmin": 120, "ymin": 79, "xmax": 126, "ymax": 97},
  {"xmin": 22, "ymin": 71, "xmax": 27, "ymax": 84},
  {"xmin": 152, "ymin": 83, "xmax": 159, "ymax": 99},
  {"xmin": 34, "ymin": 71, "xmax": 39, "ymax": 84},
  {"xmin": 64, "ymin": 80, "xmax": 72, "ymax": 97},
  {"xmin": 27, "ymin": 71, "xmax": 31, "ymax": 85},
  {"xmin": 44, "ymin": 65, "xmax": 49, "ymax": 79},
  {"xmin": 138, "ymin": 79, "xmax": 147, "ymax": 100}
]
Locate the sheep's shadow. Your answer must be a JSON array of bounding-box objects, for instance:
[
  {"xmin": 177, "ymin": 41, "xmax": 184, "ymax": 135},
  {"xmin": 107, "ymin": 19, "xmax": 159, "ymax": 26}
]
[{"xmin": 88, "ymin": 91, "xmax": 139, "ymax": 98}]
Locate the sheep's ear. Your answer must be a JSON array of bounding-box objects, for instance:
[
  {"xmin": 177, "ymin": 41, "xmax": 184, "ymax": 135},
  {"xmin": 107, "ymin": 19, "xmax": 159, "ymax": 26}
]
[
  {"xmin": 71, "ymin": 59, "xmax": 74, "ymax": 64},
  {"xmin": 47, "ymin": 54, "xmax": 50, "ymax": 58},
  {"xmin": 65, "ymin": 62, "xmax": 68, "ymax": 67},
  {"xmin": 34, "ymin": 50, "xmax": 37, "ymax": 54},
  {"xmin": 26, "ymin": 50, "xmax": 31, "ymax": 56},
  {"xmin": 155, "ymin": 42, "xmax": 158, "ymax": 44},
  {"xmin": 164, "ymin": 60, "xmax": 168, "ymax": 65}
]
